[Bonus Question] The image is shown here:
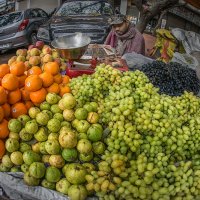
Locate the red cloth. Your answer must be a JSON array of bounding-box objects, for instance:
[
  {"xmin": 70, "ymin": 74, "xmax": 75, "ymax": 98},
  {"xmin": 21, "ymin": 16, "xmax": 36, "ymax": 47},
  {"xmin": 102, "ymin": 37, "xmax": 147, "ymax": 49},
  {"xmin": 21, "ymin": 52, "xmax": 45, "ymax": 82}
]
[{"xmin": 105, "ymin": 24, "xmax": 145, "ymax": 56}]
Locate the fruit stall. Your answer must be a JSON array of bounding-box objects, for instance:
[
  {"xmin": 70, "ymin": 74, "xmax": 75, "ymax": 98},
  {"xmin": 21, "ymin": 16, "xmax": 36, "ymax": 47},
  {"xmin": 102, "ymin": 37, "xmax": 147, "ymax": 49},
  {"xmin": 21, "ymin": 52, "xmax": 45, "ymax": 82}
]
[{"xmin": 0, "ymin": 33, "xmax": 200, "ymax": 200}]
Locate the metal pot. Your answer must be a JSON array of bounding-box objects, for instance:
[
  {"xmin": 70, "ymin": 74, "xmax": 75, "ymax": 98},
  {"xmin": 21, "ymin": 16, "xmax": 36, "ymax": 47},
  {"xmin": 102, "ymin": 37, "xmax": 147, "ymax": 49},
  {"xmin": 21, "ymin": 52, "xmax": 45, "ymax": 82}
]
[{"xmin": 51, "ymin": 33, "xmax": 91, "ymax": 60}]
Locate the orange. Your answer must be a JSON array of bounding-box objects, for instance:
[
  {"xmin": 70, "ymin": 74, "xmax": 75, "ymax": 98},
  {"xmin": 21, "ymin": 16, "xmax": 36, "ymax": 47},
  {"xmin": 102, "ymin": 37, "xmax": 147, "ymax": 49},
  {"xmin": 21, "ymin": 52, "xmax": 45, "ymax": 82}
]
[
  {"xmin": 0, "ymin": 139, "xmax": 5, "ymax": 159},
  {"xmin": 27, "ymin": 66, "xmax": 42, "ymax": 76},
  {"xmin": 21, "ymin": 88, "xmax": 30, "ymax": 101},
  {"xmin": 25, "ymin": 75, "xmax": 43, "ymax": 92},
  {"xmin": 18, "ymin": 74, "xmax": 27, "ymax": 88},
  {"xmin": 0, "ymin": 119, "xmax": 9, "ymax": 139},
  {"xmin": 39, "ymin": 72, "xmax": 54, "ymax": 88},
  {"xmin": 62, "ymin": 75, "xmax": 70, "ymax": 84},
  {"xmin": 10, "ymin": 61, "xmax": 26, "ymax": 76},
  {"xmin": 1, "ymin": 73, "xmax": 19, "ymax": 91},
  {"xmin": 11, "ymin": 102, "xmax": 27, "ymax": 118},
  {"xmin": 0, "ymin": 106, "xmax": 4, "ymax": 123},
  {"xmin": 44, "ymin": 62, "xmax": 59, "ymax": 75},
  {"xmin": 59, "ymin": 83, "xmax": 71, "ymax": 97},
  {"xmin": 47, "ymin": 82, "xmax": 60, "ymax": 94},
  {"xmin": 30, "ymin": 88, "xmax": 47, "ymax": 104},
  {"xmin": 0, "ymin": 86, "xmax": 7, "ymax": 105},
  {"xmin": 1, "ymin": 103, "xmax": 11, "ymax": 119},
  {"xmin": 24, "ymin": 101, "xmax": 34, "ymax": 110},
  {"xmin": 7, "ymin": 88, "xmax": 21, "ymax": 105},
  {"xmin": 0, "ymin": 64, "xmax": 10, "ymax": 78},
  {"xmin": 54, "ymin": 73, "xmax": 62, "ymax": 84}
]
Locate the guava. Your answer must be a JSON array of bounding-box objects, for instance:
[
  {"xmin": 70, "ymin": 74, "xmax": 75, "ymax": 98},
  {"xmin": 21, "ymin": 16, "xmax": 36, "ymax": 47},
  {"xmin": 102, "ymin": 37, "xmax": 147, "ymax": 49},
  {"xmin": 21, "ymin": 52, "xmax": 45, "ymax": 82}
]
[
  {"xmin": 65, "ymin": 163, "xmax": 87, "ymax": 184},
  {"xmin": 18, "ymin": 114, "xmax": 31, "ymax": 127},
  {"xmin": 79, "ymin": 151, "xmax": 93, "ymax": 162},
  {"xmin": 47, "ymin": 118, "xmax": 61, "ymax": 132},
  {"xmin": 68, "ymin": 185, "xmax": 87, "ymax": 200},
  {"xmin": 76, "ymin": 120, "xmax": 90, "ymax": 133},
  {"xmin": 41, "ymin": 179, "xmax": 56, "ymax": 190},
  {"xmin": 56, "ymin": 178, "xmax": 71, "ymax": 195},
  {"xmin": 63, "ymin": 109, "xmax": 75, "ymax": 121},
  {"xmin": 24, "ymin": 172, "xmax": 40, "ymax": 186},
  {"xmin": 93, "ymin": 156, "xmax": 101, "ymax": 162},
  {"xmin": 0, "ymin": 164, "xmax": 9, "ymax": 172},
  {"xmin": 25, "ymin": 120, "xmax": 38, "ymax": 134},
  {"xmin": 50, "ymin": 104, "xmax": 62, "ymax": 114},
  {"xmin": 42, "ymin": 110, "xmax": 53, "ymax": 119},
  {"xmin": 77, "ymin": 139, "xmax": 92, "ymax": 154},
  {"xmin": 45, "ymin": 140, "xmax": 60, "ymax": 155},
  {"xmin": 9, "ymin": 132, "xmax": 20, "ymax": 140},
  {"xmin": 48, "ymin": 132, "xmax": 59, "ymax": 141},
  {"xmin": 62, "ymin": 95, "xmax": 76, "ymax": 109},
  {"xmin": 36, "ymin": 112, "xmax": 49, "ymax": 126},
  {"xmin": 19, "ymin": 128, "xmax": 33, "ymax": 141},
  {"xmin": 21, "ymin": 163, "xmax": 29, "ymax": 173},
  {"xmin": 23, "ymin": 150, "xmax": 41, "ymax": 165},
  {"xmin": 45, "ymin": 166, "xmax": 61, "ymax": 183},
  {"xmin": 72, "ymin": 119, "xmax": 79, "ymax": 128},
  {"xmin": 53, "ymin": 113, "xmax": 64, "ymax": 122},
  {"xmin": 2, "ymin": 155, "xmax": 13, "ymax": 168},
  {"xmin": 29, "ymin": 162, "xmax": 46, "ymax": 178},
  {"xmin": 32, "ymin": 143, "xmax": 40, "ymax": 153},
  {"xmin": 74, "ymin": 108, "xmax": 88, "ymax": 120},
  {"xmin": 87, "ymin": 124, "xmax": 103, "ymax": 142},
  {"xmin": 82, "ymin": 163, "xmax": 95, "ymax": 173},
  {"xmin": 19, "ymin": 142, "xmax": 31, "ymax": 153},
  {"xmin": 90, "ymin": 102, "xmax": 98, "ymax": 112},
  {"xmin": 62, "ymin": 148, "xmax": 78, "ymax": 162},
  {"xmin": 87, "ymin": 112, "xmax": 99, "ymax": 124},
  {"xmin": 42, "ymin": 155, "xmax": 50, "ymax": 164},
  {"xmin": 34, "ymin": 127, "xmax": 48, "ymax": 142},
  {"xmin": 61, "ymin": 121, "xmax": 71, "ymax": 128},
  {"xmin": 58, "ymin": 99, "xmax": 65, "ymax": 110},
  {"xmin": 5, "ymin": 138, "xmax": 19, "ymax": 152},
  {"xmin": 40, "ymin": 101, "xmax": 51, "ymax": 111},
  {"xmin": 10, "ymin": 151, "xmax": 24, "ymax": 165},
  {"xmin": 46, "ymin": 93, "xmax": 59, "ymax": 105},
  {"xmin": 62, "ymin": 164, "xmax": 70, "ymax": 174},
  {"xmin": 28, "ymin": 107, "xmax": 40, "ymax": 119},
  {"xmin": 49, "ymin": 155, "xmax": 65, "ymax": 168},
  {"xmin": 77, "ymin": 133, "xmax": 88, "ymax": 140},
  {"xmin": 39, "ymin": 142, "xmax": 48, "ymax": 154},
  {"xmin": 92, "ymin": 141, "xmax": 106, "ymax": 155},
  {"xmin": 10, "ymin": 166, "xmax": 21, "ymax": 172},
  {"xmin": 8, "ymin": 119, "xmax": 22, "ymax": 133},
  {"xmin": 83, "ymin": 103, "xmax": 93, "ymax": 112},
  {"xmin": 58, "ymin": 129, "xmax": 77, "ymax": 148}
]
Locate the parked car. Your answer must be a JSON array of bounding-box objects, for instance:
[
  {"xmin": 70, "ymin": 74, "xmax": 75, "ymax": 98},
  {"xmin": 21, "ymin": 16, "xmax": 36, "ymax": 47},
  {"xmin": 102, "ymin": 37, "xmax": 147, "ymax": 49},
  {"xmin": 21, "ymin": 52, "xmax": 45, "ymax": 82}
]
[
  {"xmin": 37, "ymin": 0, "xmax": 114, "ymax": 44},
  {"xmin": 0, "ymin": 8, "xmax": 49, "ymax": 52}
]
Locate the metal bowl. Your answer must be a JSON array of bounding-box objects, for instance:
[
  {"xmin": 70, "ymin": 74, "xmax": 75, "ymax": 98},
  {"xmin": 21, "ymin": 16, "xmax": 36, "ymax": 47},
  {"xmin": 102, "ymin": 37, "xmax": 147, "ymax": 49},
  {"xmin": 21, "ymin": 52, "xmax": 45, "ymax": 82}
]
[{"xmin": 51, "ymin": 33, "xmax": 91, "ymax": 60}]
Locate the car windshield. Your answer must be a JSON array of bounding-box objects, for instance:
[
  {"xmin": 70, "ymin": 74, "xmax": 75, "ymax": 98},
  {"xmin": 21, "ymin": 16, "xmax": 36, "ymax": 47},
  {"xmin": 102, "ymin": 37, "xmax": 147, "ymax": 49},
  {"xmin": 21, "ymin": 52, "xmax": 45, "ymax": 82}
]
[
  {"xmin": 0, "ymin": 12, "xmax": 22, "ymax": 27},
  {"xmin": 55, "ymin": 1, "xmax": 113, "ymax": 16}
]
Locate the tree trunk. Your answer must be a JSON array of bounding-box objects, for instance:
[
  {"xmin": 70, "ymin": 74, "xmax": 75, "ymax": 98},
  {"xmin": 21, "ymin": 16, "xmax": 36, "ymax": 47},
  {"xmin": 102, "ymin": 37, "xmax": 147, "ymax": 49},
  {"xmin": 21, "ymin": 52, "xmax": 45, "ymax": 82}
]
[
  {"xmin": 134, "ymin": 0, "xmax": 180, "ymax": 33},
  {"xmin": 136, "ymin": 15, "xmax": 151, "ymax": 33}
]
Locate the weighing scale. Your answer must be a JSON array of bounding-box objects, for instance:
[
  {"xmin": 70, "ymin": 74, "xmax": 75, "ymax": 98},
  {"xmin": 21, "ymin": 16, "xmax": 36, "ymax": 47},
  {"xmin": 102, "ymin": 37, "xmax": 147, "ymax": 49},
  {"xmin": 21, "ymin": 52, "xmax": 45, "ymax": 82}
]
[{"xmin": 51, "ymin": 33, "xmax": 128, "ymax": 78}]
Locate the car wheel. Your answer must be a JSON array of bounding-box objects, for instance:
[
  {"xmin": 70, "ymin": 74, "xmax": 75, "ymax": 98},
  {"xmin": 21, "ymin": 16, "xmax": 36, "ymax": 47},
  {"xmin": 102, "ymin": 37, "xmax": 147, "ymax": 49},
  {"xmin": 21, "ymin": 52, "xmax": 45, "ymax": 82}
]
[{"xmin": 29, "ymin": 32, "xmax": 37, "ymax": 45}]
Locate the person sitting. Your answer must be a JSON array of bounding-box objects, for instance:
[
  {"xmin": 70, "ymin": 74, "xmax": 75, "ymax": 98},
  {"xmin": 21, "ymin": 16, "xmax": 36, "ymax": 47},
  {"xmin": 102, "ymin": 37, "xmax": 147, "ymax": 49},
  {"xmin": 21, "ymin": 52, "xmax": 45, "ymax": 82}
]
[{"xmin": 105, "ymin": 14, "xmax": 145, "ymax": 56}]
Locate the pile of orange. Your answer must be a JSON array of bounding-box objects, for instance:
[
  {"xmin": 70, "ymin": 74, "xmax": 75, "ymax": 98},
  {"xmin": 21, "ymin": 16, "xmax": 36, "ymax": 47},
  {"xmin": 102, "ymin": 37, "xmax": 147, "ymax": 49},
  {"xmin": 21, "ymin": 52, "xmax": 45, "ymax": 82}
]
[{"xmin": 0, "ymin": 61, "xmax": 70, "ymax": 119}]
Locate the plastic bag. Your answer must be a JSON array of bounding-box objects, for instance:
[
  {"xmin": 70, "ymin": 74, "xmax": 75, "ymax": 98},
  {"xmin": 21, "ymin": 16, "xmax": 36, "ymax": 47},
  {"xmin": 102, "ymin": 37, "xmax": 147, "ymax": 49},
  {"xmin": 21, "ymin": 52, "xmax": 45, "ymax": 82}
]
[
  {"xmin": 122, "ymin": 52, "xmax": 154, "ymax": 70},
  {"xmin": 172, "ymin": 28, "xmax": 200, "ymax": 54},
  {"xmin": 0, "ymin": 172, "xmax": 97, "ymax": 200},
  {"xmin": 171, "ymin": 52, "xmax": 198, "ymax": 70}
]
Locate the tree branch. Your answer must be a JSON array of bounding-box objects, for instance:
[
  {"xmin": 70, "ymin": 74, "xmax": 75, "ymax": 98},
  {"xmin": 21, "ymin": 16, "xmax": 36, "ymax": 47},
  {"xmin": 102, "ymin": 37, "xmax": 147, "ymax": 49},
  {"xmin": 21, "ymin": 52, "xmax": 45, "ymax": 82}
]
[{"xmin": 134, "ymin": 0, "xmax": 143, "ymax": 12}]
